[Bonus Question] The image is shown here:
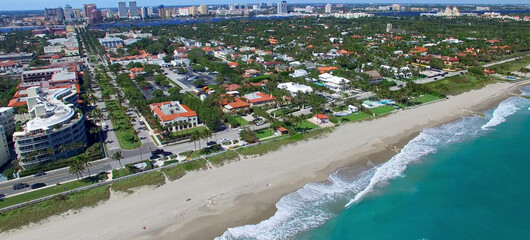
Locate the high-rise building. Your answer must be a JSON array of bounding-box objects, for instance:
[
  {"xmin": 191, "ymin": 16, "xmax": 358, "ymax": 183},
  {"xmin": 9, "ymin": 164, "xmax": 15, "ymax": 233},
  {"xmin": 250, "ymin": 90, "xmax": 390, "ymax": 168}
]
[
  {"xmin": 198, "ymin": 4, "xmax": 208, "ymax": 15},
  {"xmin": 189, "ymin": 6, "xmax": 198, "ymax": 15},
  {"xmin": 118, "ymin": 1, "xmax": 128, "ymax": 18},
  {"xmin": 74, "ymin": 9, "xmax": 82, "ymax": 19},
  {"xmin": 85, "ymin": 4, "xmax": 102, "ymax": 23},
  {"xmin": 82, "ymin": 4, "xmax": 88, "ymax": 18},
  {"xmin": 45, "ymin": 7, "xmax": 65, "ymax": 23},
  {"xmin": 277, "ymin": 1, "xmax": 288, "ymax": 15},
  {"xmin": 141, "ymin": 7, "xmax": 148, "ymax": 18},
  {"xmin": 147, "ymin": 7, "xmax": 154, "ymax": 17},
  {"xmin": 64, "ymin": 5, "xmax": 74, "ymax": 22},
  {"xmin": 0, "ymin": 126, "xmax": 11, "ymax": 167},
  {"xmin": 129, "ymin": 1, "xmax": 138, "ymax": 17},
  {"xmin": 325, "ymin": 3, "xmax": 332, "ymax": 13}
]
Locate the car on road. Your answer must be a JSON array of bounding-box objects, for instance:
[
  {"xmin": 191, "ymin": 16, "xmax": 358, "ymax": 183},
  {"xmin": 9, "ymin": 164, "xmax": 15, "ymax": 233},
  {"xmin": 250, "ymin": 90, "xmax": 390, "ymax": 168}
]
[
  {"xmin": 13, "ymin": 183, "xmax": 29, "ymax": 190},
  {"xmin": 34, "ymin": 171, "xmax": 46, "ymax": 177},
  {"xmin": 207, "ymin": 141, "xmax": 217, "ymax": 146},
  {"xmin": 0, "ymin": 193, "xmax": 5, "ymax": 199},
  {"xmin": 31, "ymin": 183, "xmax": 46, "ymax": 189}
]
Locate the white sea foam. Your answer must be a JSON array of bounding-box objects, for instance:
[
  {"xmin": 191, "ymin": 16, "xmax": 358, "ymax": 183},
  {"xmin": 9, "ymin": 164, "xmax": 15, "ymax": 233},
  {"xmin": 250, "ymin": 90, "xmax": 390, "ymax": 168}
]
[
  {"xmin": 481, "ymin": 101, "xmax": 519, "ymax": 130},
  {"xmin": 216, "ymin": 94, "xmax": 530, "ymax": 240}
]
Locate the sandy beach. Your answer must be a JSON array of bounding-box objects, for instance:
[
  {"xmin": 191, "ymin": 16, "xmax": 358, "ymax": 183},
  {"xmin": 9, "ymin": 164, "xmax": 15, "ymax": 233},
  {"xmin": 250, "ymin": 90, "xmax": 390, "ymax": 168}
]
[{"xmin": 1, "ymin": 80, "xmax": 528, "ymax": 240}]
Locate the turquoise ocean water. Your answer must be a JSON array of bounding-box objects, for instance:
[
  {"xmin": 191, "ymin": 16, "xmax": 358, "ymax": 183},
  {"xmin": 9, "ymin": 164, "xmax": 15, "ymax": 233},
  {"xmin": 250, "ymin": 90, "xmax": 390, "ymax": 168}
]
[{"xmin": 217, "ymin": 86, "xmax": 530, "ymax": 240}]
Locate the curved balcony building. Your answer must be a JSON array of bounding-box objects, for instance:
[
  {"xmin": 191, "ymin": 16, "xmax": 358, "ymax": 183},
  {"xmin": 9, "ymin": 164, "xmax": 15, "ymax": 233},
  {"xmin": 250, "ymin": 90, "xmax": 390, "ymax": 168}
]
[{"xmin": 13, "ymin": 86, "xmax": 87, "ymax": 168}]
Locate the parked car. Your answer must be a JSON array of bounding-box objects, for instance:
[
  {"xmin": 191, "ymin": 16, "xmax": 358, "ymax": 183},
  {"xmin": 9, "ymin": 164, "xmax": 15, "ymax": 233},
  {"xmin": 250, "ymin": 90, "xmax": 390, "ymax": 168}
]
[
  {"xmin": 0, "ymin": 193, "xmax": 5, "ymax": 199},
  {"xmin": 34, "ymin": 171, "xmax": 46, "ymax": 177},
  {"xmin": 13, "ymin": 183, "xmax": 29, "ymax": 190},
  {"xmin": 207, "ymin": 141, "xmax": 217, "ymax": 146},
  {"xmin": 31, "ymin": 183, "xmax": 46, "ymax": 189}
]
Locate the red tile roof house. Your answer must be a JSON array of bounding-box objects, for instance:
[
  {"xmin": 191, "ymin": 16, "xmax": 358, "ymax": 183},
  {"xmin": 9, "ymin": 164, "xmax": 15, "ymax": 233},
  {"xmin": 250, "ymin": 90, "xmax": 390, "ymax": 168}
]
[
  {"xmin": 276, "ymin": 126, "xmax": 289, "ymax": 135},
  {"xmin": 313, "ymin": 114, "xmax": 330, "ymax": 125},
  {"xmin": 219, "ymin": 94, "xmax": 250, "ymax": 113},
  {"xmin": 221, "ymin": 83, "xmax": 241, "ymax": 92},
  {"xmin": 242, "ymin": 92, "xmax": 276, "ymax": 107},
  {"xmin": 150, "ymin": 101, "xmax": 198, "ymax": 131}
]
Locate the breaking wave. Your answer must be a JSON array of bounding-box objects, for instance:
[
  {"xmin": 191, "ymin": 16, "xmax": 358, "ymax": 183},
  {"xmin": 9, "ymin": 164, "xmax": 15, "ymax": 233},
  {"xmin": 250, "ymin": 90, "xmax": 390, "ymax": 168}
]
[{"xmin": 216, "ymin": 91, "xmax": 530, "ymax": 240}]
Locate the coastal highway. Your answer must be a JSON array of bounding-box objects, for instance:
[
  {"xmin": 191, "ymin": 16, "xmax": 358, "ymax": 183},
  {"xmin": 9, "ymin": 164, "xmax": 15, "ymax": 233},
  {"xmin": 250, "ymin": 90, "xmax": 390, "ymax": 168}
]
[{"xmin": 0, "ymin": 124, "xmax": 260, "ymax": 199}]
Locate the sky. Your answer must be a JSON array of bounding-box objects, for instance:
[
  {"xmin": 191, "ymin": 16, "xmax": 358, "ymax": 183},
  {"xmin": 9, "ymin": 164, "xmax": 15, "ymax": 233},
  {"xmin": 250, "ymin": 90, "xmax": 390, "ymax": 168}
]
[{"xmin": 1, "ymin": 0, "xmax": 529, "ymax": 11}]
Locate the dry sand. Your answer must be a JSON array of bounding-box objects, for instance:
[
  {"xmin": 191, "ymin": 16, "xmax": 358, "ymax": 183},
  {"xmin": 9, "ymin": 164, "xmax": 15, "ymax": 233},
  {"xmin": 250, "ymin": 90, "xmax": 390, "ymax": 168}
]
[{"xmin": 1, "ymin": 81, "xmax": 527, "ymax": 240}]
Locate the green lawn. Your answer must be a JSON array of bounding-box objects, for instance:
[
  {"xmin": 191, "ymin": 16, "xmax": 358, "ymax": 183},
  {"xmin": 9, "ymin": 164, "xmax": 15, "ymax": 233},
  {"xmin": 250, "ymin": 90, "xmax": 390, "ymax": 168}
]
[
  {"xmin": 488, "ymin": 56, "xmax": 530, "ymax": 74},
  {"xmin": 115, "ymin": 129, "xmax": 142, "ymax": 150},
  {"xmin": 0, "ymin": 174, "xmax": 106, "ymax": 209},
  {"xmin": 111, "ymin": 171, "xmax": 165, "ymax": 193},
  {"xmin": 370, "ymin": 106, "xmax": 396, "ymax": 116},
  {"xmin": 171, "ymin": 126, "xmax": 207, "ymax": 136},
  {"xmin": 340, "ymin": 112, "xmax": 371, "ymax": 122},
  {"xmin": 295, "ymin": 121, "xmax": 319, "ymax": 132},
  {"xmin": 426, "ymin": 74, "xmax": 497, "ymax": 96},
  {"xmin": 256, "ymin": 129, "xmax": 274, "ymax": 139},
  {"xmin": 411, "ymin": 94, "xmax": 443, "ymax": 105},
  {"xmin": 234, "ymin": 116, "xmax": 249, "ymax": 126}
]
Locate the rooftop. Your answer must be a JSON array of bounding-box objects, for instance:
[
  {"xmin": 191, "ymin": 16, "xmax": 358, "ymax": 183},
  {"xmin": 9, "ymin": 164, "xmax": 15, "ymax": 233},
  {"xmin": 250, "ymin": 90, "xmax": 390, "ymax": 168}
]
[
  {"xmin": 243, "ymin": 92, "xmax": 276, "ymax": 104},
  {"xmin": 150, "ymin": 101, "xmax": 197, "ymax": 122},
  {"xmin": 24, "ymin": 86, "xmax": 78, "ymax": 133}
]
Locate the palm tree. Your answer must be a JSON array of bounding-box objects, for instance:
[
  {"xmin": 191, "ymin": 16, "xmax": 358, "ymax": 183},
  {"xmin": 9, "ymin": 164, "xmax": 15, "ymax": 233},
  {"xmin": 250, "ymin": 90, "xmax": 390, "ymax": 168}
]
[
  {"xmin": 69, "ymin": 158, "xmax": 86, "ymax": 181},
  {"xmin": 203, "ymin": 128, "xmax": 213, "ymax": 143},
  {"xmin": 190, "ymin": 131, "xmax": 199, "ymax": 151},
  {"xmin": 112, "ymin": 151, "xmax": 124, "ymax": 172},
  {"xmin": 78, "ymin": 155, "xmax": 91, "ymax": 177}
]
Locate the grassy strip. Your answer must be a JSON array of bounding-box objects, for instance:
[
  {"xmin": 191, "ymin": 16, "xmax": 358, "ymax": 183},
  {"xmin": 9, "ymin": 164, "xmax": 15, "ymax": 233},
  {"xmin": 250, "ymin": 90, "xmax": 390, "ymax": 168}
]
[
  {"xmin": 0, "ymin": 174, "xmax": 107, "ymax": 209},
  {"xmin": 161, "ymin": 159, "xmax": 208, "ymax": 181},
  {"xmin": 426, "ymin": 74, "xmax": 497, "ymax": 96},
  {"xmin": 0, "ymin": 185, "xmax": 110, "ymax": 232},
  {"xmin": 256, "ymin": 129, "xmax": 274, "ymax": 139},
  {"xmin": 206, "ymin": 151, "xmax": 240, "ymax": 167},
  {"xmin": 111, "ymin": 171, "xmax": 165, "ymax": 193},
  {"xmin": 237, "ymin": 128, "xmax": 332, "ymax": 157},
  {"xmin": 411, "ymin": 94, "xmax": 443, "ymax": 104},
  {"xmin": 369, "ymin": 105, "xmax": 396, "ymax": 116},
  {"xmin": 488, "ymin": 56, "xmax": 530, "ymax": 74}
]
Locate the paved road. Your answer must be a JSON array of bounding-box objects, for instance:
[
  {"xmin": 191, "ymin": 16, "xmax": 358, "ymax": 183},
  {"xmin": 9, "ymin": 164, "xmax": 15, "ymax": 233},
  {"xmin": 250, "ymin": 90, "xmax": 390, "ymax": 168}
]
[{"xmin": 482, "ymin": 56, "xmax": 524, "ymax": 68}]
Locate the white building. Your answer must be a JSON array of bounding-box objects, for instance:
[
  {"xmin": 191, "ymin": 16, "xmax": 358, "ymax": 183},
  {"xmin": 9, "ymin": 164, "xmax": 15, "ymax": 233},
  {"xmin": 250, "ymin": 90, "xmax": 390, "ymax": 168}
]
[
  {"xmin": 278, "ymin": 82, "xmax": 313, "ymax": 96},
  {"xmin": 0, "ymin": 107, "xmax": 16, "ymax": 135},
  {"xmin": 13, "ymin": 87, "xmax": 87, "ymax": 168},
  {"xmin": 277, "ymin": 1, "xmax": 288, "ymax": 15},
  {"xmin": 325, "ymin": 3, "xmax": 332, "ymax": 13},
  {"xmin": 318, "ymin": 73, "xmax": 350, "ymax": 92},
  {"xmin": 99, "ymin": 37, "xmax": 124, "ymax": 48},
  {"xmin": 0, "ymin": 126, "xmax": 10, "ymax": 166},
  {"xmin": 118, "ymin": 1, "xmax": 128, "ymax": 18},
  {"xmin": 289, "ymin": 69, "xmax": 308, "ymax": 78},
  {"xmin": 150, "ymin": 101, "xmax": 198, "ymax": 130},
  {"xmin": 129, "ymin": 1, "xmax": 138, "ymax": 17}
]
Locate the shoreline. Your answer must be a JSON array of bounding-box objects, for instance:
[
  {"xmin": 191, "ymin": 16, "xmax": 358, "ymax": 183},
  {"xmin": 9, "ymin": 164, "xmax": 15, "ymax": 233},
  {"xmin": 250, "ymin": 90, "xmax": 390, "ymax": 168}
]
[{"xmin": 1, "ymin": 80, "xmax": 527, "ymax": 240}]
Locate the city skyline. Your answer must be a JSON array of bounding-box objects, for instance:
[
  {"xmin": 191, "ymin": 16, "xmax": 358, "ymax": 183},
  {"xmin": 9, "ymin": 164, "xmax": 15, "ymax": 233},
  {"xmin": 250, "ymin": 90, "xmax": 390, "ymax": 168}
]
[{"xmin": 1, "ymin": 0, "xmax": 528, "ymax": 11}]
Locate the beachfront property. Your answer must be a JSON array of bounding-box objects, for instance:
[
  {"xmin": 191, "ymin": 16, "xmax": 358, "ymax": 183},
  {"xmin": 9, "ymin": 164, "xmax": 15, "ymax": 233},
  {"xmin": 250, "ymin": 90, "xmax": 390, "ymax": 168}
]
[
  {"xmin": 242, "ymin": 92, "xmax": 276, "ymax": 107},
  {"xmin": 277, "ymin": 82, "xmax": 313, "ymax": 96},
  {"xmin": 318, "ymin": 73, "xmax": 351, "ymax": 92},
  {"xmin": 150, "ymin": 101, "xmax": 198, "ymax": 131},
  {"xmin": 13, "ymin": 86, "xmax": 87, "ymax": 168},
  {"xmin": 364, "ymin": 70, "xmax": 383, "ymax": 84}
]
